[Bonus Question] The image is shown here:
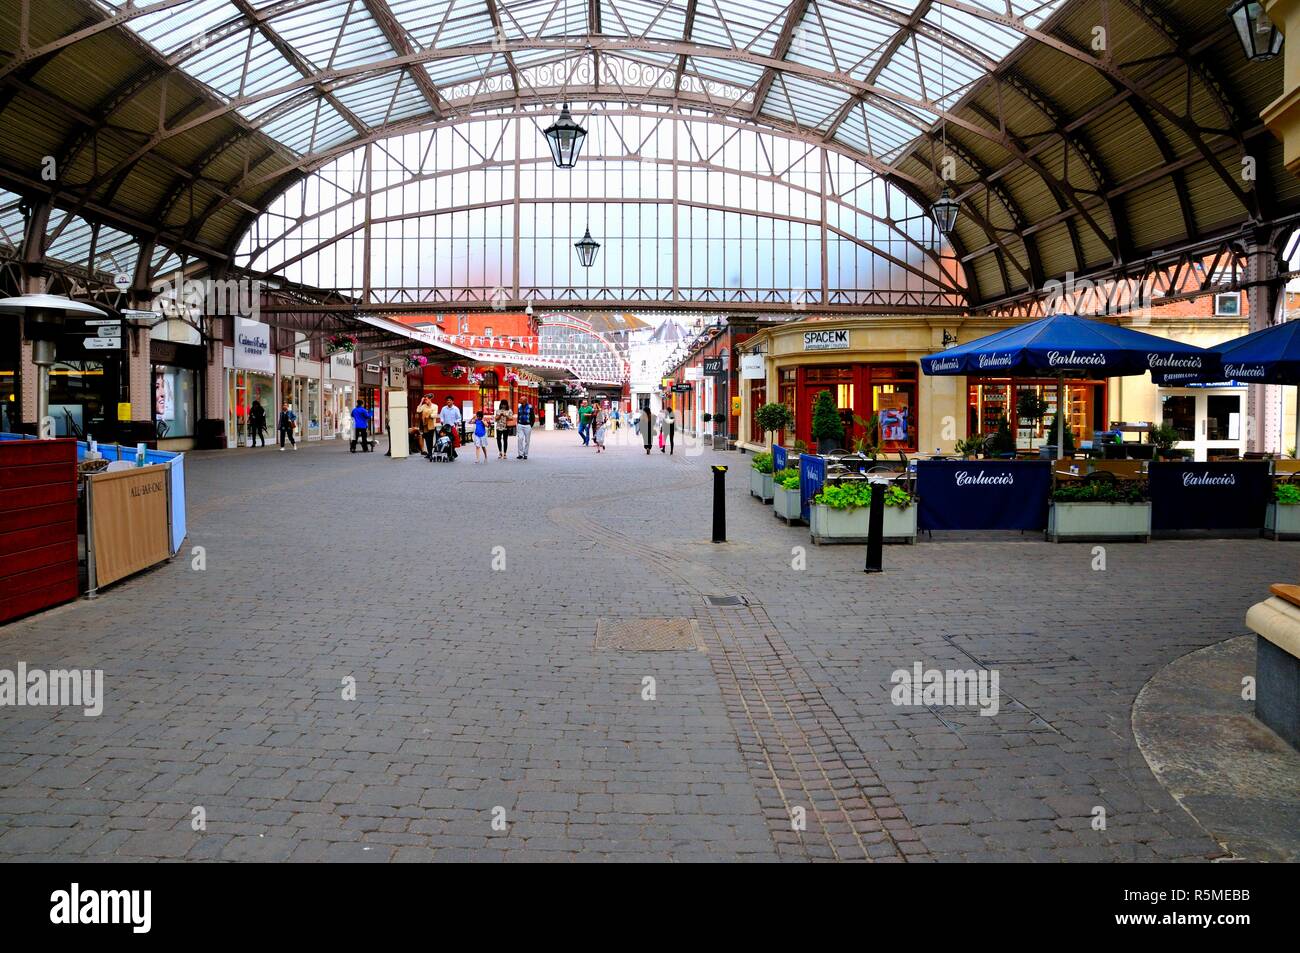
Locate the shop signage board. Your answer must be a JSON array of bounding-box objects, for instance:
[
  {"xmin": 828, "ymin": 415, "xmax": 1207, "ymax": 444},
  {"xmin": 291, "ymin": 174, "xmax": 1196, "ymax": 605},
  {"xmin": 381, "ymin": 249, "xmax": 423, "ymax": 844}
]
[
  {"xmin": 84, "ymin": 337, "xmax": 121, "ymax": 349},
  {"xmin": 740, "ymin": 354, "xmax": 765, "ymax": 379},
  {"xmin": 773, "ymin": 445, "xmax": 788, "ymax": 471},
  {"xmin": 329, "ymin": 350, "xmax": 355, "ymax": 380},
  {"xmin": 803, "ymin": 329, "xmax": 850, "ymax": 351},
  {"xmin": 234, "ymin": 318, "xmax": 275, "ymax": 373},
  {"xmin": 916, "ymin": 460, "xmax": 1051, "ymax": 531},
  {"xmin": 703, "ymin": 358, "xmax": 725, "ymax": 376},
  {"xmin": 1149, "ymin": 461, "xmax": 1269, "ymax": 531},
  {"xmin": 684, "ymin": 367, "xmax": 704, "ymax": 382},
  {"xmin": 88, "ymin": 464, "xmax": 171, "ymax": 588},
  {"xmin": 799, "ymin": 453, "xmax": 826, "ymax": 522}
]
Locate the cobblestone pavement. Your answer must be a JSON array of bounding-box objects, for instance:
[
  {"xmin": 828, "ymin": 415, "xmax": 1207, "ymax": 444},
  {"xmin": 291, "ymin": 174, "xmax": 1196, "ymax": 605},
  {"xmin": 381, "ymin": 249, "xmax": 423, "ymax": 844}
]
[{"xmin": 0, "ymin": 426, "xmax": 1292, "ymax": 861}]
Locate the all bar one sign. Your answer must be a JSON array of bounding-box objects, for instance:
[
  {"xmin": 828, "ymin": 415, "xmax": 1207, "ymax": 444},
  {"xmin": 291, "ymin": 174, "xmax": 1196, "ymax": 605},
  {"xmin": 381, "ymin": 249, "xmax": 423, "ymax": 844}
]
[{"xmin": 803, "ymin": 329, "xmax": 849, "ymax": 350}]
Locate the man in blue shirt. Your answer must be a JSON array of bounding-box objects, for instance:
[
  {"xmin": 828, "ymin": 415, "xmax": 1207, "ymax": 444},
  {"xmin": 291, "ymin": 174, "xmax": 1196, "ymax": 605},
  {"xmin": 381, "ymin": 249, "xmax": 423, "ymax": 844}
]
[
  {"xmin": 515, "ymin": 399, "xmax": 535, "ymax": 459},
  {"xmin": 350, "ymin": 402, "xmax": 373, "ymax": 452}
]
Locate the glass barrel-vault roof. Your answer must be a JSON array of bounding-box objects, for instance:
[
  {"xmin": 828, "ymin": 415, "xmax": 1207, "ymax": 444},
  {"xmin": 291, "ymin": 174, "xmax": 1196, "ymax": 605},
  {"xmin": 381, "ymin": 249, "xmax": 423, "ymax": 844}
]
[{"xmin": 92, "ymin": 0, "xmax": 1068, "ymax": 163}]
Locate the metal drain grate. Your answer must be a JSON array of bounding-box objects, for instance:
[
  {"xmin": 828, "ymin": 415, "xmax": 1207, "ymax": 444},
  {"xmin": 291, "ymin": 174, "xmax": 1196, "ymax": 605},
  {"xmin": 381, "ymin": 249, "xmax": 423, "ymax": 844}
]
[
  {"xmin": 704, "ymin": 594, "xmax": 748, "ymax": 607},
  {"xmin": 595, "ymin": 618, "xmax": 706, "ymax": 652}
]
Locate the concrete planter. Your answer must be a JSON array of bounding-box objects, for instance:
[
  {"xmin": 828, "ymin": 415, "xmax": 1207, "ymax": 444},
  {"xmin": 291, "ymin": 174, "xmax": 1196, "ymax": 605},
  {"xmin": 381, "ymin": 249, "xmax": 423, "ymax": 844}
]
[
  {"xmin": 809, "ymin": 503, "xmax": 917, "ymax": 544},
  {"xmin": 1264, "ymin": 503, "xmax": 1300, "ymax": 540},
  {"xmin": 750, "ymin": 468, "xmax": 774, "ymax": 502},
  {"xmin": 773, "ymin": 484, "xmax": 803, "ymax": 524},
  {"xmin": 1047, "ymin": 501, "xmax": 1151, "ymax": 542}
]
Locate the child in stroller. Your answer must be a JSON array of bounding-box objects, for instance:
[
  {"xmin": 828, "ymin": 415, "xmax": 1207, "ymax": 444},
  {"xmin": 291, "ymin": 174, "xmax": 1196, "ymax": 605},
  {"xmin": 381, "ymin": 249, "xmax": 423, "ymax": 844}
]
[{"xmin": 429, "ymin": 423, "xmax": 456, "ymax": 462}]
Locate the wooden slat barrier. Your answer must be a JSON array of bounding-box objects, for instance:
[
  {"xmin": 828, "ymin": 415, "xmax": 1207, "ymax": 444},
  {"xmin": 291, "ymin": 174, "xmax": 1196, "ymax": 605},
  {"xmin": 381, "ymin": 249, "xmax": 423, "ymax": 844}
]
[{"xmin": 0, "ymin": 439, "xmax": 78, "ymax": 624}]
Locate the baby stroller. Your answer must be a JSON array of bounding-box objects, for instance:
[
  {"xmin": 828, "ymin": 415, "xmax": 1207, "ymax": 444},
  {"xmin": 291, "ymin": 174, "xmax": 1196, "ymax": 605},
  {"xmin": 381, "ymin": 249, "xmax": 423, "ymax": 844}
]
[{"xmin": 429, "ymin": 423, "xmax": 455, "ymax": 462}]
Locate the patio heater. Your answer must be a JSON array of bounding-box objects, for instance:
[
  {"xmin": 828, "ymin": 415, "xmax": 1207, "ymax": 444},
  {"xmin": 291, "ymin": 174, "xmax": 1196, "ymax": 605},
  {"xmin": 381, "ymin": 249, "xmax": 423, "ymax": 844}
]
[{"xmin": 0, "ymin": 293, "xmax": 109, "ymax": 438}]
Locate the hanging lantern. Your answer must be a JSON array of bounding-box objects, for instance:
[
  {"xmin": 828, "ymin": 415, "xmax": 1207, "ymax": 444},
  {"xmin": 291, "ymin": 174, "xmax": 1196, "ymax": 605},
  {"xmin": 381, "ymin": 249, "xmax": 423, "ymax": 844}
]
[
  {"xmin": 931, "ymin": 186, "xmax": 960, "ymax": 236},
  {"xmin": 574, "ymin": 228, "xmax": 601, "ymax": 268},
  {"xmin": 1228, "ymin": 1, "xmax": 1284, "ymax": 61},
  {"xmin": 544, "ymin": 103, "xmax": 587, "ymax": 169}
]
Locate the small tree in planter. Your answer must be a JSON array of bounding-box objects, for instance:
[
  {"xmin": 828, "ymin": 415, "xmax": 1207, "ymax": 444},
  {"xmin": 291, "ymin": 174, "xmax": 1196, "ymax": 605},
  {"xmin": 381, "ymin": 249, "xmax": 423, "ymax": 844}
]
[
  {"xmin": 1149, "ymin": 422, "xmax": 1184, "ymax": 460},
  {"xmin": 755, "ymin": 401, "xmax": 794, "ymax": 451},
  {"xmin": 749, "ymin": 451, "xmax": 775, "ymax": 502},
  {"xmin": 1042, "ymin": 409, "xmax": 1076, "ymax": 457},
  {"xmin": 1017, "ymin": 390, "xmax": 1048, "ymax": 450},
  {"xmin": 988, "ymin": 414, "xmax": 1016, "ymax": 457},
  {"xmin": 810, "ymin": 390, "xmax": 844, "ymax": 453},
  {"xmin": 772, "ymin": 467, "xmax": 802, "ymax": 523}
]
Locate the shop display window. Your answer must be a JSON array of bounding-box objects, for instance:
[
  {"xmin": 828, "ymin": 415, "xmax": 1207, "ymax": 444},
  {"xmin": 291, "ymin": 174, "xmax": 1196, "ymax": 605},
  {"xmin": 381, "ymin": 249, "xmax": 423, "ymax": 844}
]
[{"xmin": 152, "ymin": 365, "xmax": 196, "ymax": 439}]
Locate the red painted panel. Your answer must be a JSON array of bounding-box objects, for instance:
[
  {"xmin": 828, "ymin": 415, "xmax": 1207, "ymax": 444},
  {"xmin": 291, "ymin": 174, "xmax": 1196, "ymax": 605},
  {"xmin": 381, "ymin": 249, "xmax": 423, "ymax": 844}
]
[{"xmin": 0, "ymin": 440, "xmax": 78, "ymax": 624}]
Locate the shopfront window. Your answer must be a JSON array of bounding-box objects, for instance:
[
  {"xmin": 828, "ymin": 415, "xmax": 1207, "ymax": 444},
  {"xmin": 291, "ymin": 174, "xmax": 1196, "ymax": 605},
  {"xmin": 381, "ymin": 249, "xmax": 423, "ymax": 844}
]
[
  {"xmin": 152, "ymin": 365, "xmax": 197, "ymax": 439},
  {"xmin": 749, "ymin": 378, "xmax": 767, "ymax": 443},
  {"xmin": 0, "ymin": 321, "xmax": 17, "ymax": 433},
  {"xmin": 478, "ymin": 370, "xmax": 499, "ymax": 411},
  {"xmin": 306, "ymin": 377, "xmax": 321, "ymax": 438},
  {"xmin": 969, "ymin": 379, "xmax": 1104, "ymax": 449},
  {"xmin": 779, "ymin": 369, "xmax": 796, "ymax": 446},
  {"xmin": 1162, "ymin": 394, "xmax": 1196, "ymax": 441}
]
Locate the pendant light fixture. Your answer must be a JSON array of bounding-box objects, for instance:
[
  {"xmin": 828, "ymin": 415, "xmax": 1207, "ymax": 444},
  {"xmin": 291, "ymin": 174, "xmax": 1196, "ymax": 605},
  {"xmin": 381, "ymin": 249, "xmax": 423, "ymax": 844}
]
[
  {"xmin": 574, "ymin": 228, "xmax": 600, "ymax": 268},
  {"xmin": 930, "ymin": 3, "xmax": 960, "ymax": 238},
  {"xmin": 542, "ymin": 2, "xmax": 587, "ymax": 167},
  {"xmin": 1228, "ymin": 1, "xmax": 1283, "ymax": 62}
]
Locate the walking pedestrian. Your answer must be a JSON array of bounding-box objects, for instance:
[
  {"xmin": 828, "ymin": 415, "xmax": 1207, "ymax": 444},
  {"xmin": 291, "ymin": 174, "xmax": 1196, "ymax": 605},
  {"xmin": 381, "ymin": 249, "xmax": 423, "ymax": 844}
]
[
  {"xmin": 248, "ymin": 399, "xmax": 267, "ymax": 447},
  {"xmin": 593, "ymin": 401, "xmax": 609, "ymax": 453},
  {"xmin": 472, "ymin": 409, "xmax": 489, "ymax": 463},
  {"xmin": 350, "ymin": 401, "xmax": 373, "ymax": 452},
  {"xmin": 417, "ymin": 396, "xmax": 438, "ymax": 459},
  {"xmin": 516, "ymin": 398, "xmax": 535, "ymax": 459},
  {"xmin": 577, "ymin": 398, "xmax": 593, "ymax": 446},
  {"xmin": 662, "ymin": 407, "xmax": 676, "ymax": 454},
  {"xmin": 640, "ymin": 404, "xmax": 654, "ymax": 455},
  {"xmin": 278, "ymin": 402, "xmax": 297, "ymax": 451},
  {"xmin": 494, "ymin": 399, "xmax": 513, "ymax": 459}
]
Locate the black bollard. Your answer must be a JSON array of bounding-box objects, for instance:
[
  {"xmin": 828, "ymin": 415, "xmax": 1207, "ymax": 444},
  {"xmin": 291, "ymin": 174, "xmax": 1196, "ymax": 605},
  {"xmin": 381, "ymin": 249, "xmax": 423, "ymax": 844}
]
[
  {"xmin": 712, "ymin": 465, "xmax": 728, "ymax": 543},
  {"xmin": 864, "ymin": 478, "xmax": 885, "ymax": 573}
]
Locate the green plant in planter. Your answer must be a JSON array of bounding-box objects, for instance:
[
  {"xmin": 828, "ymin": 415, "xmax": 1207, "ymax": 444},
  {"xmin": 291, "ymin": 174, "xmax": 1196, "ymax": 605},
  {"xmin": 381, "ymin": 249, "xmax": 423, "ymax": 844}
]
[
  {"xmin": 813, "ymin": 482, "xmax": 872, "ymax": 510},
  {"xmin": 1275, "ymin": 483, "xmax": 1300, "ymax": 505},
  {"xmin": 851, "ymin": 413, "xmax": 881, "ymax": 459},
  {"xmin": 954, "ymin": 434, "xmax": 984, "ymax": 458},
  {"xmin": 810, "ymin": 390, "xmax": 844, "ymax": 451},
  {"xmin": 1052, "ymin": 480, "xmax": 1148, "ymax": 503},
  {"xmin": 774, "ymin": 468, "xmax": 800, "ymax": 490},
  {"xmin": 1043, "ymin": 410, "xmax": 1076, "ymax": 456},
  {"xmin": 755, "ymin": 402, "xmax": 794, "ymax": 447},
  {"xmin": 883, "ymin": 485, "xmax": 914, "ymax": 509},
  {"xmin": 751, "ymin": 452, "xmax": 773, "ymax": 474},
  {"xmin": 1149, "ymin": 422, "xmax": 1181, "ymax": 455},
  {"xmin": 988, "ymin": 414, "xmax": 1015, "ymax": 456}
]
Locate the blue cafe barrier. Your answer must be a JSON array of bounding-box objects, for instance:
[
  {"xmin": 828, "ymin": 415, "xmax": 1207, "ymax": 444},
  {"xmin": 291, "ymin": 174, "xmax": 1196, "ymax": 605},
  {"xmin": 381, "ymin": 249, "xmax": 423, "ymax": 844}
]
[
  {"xmin": 773, "ymin": 445, "xmax": 788, "ymax": 472},
  {"xmin": 917, "ymin": 459, "xmax": 1052, "ymax": 532},
  {"xmin": 798, "ymin": 453, "xmax": 826, "ymax": 522},
  {"xmin": 1149, "ymin": 461, "xmax": 1270, "ymax": 533}
]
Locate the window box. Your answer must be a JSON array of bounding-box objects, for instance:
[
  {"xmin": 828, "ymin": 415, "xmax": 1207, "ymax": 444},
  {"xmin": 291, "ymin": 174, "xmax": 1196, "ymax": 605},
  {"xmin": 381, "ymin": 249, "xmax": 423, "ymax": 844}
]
[
  {"xmin": 1047, "ymin": 501, "xmax": 1151, "ymax": 542},
  {"xmin": 749, "ymin": 468, "xmax": 774, "ymax": 502},
  {"xmin": 773, "ymin": 484, "xmax": 803, "ymax": 524},
  {"xmin": 1264, "ymin": 502, "xmax": 1300, "ymax": 540},
  {"xmin": 809, "ymin": 502, "xmax": 916, "ymax": 545}
]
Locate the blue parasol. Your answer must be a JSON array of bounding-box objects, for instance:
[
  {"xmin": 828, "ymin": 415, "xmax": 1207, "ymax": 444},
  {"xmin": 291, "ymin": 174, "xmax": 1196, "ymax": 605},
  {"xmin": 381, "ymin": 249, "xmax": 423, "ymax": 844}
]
[{"xmin": 921, "ymin": 314, "xmax": 1219, "ymax": 459}]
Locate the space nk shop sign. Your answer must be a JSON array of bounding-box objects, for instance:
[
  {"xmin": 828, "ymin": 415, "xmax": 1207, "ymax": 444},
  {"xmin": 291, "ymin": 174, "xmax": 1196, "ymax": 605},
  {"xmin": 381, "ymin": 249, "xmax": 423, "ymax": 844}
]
[
  {"xmin": 1149, "ymin": 461, "xmax": 1269, "ymax": 531},
  {"xmin": 916, "ymin": 460, "xmax": 1051, "ymax": 531},
  {"xmin": 234, "ymin": 317, "xmax": 274, "ymax": 373},
  {"xmin": 803, "ymin": 329, "xmax": 849, "ymax": 351}
]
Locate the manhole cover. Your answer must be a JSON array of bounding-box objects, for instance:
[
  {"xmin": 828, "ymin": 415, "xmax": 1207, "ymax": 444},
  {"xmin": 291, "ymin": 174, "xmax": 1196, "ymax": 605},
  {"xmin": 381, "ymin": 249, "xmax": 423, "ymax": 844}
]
[
  {"xmin": 595, "ymin": 618, "xmax": 706, "ymax": 652},
  {"xmin": 704, "ymin": 594, "xmax": 748, "ymax": 607}
]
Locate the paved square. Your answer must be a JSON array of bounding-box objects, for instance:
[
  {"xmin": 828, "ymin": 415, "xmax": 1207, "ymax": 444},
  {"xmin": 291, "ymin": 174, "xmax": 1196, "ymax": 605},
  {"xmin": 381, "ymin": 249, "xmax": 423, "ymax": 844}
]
[{"xmin": 0, "ymin": 428, "xmax": 1290, "ymax": 861}]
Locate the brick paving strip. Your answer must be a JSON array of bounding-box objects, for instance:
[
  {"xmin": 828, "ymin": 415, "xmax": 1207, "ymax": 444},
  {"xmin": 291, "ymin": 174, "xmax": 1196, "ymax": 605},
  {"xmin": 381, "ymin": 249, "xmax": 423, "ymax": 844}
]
[{"xmin": 549, "ymin": 468, "xmax": 926, "ymax": 862}]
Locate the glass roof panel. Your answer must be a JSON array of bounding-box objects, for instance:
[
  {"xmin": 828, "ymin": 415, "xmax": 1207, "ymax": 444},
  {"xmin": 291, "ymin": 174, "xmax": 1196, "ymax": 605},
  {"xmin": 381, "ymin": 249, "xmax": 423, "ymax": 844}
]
[
  {"xmin": 333, "ymin": 71, "xmax": 427, "ymax": 128},
  {"xmin": 795, "ymin": 1, "xmax": 897, "ymax": 79},
  {"xmin": 692, "ymin": 0, "xmax": 787, "ymax": 55},
  {"xmin": 385, "ymin": 0, "xmax": 497, "ymax": 48},
  {"xmin": 597, "ymin": 0, "xmax": 687, "ymax": 40},
  {"xmin": 183, "ymin": 25, "xmax": 300, "ymax": 100},
  {"xmin": 267, "ymin": 0, "xmax": 395, "ymax": 71},
  {"xmin": 109, "ymin": 0, "xmax": 236, "ymax": 58},
  {"xmin": 761, "ymin": 73, "xmax": 850, "ymax": 131},
  {"xmin": 499, "ymin": 0, "xmax": 588, "ymax": 40}
]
